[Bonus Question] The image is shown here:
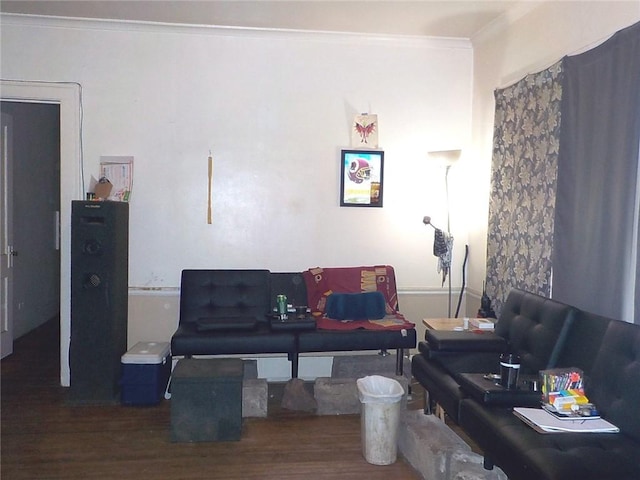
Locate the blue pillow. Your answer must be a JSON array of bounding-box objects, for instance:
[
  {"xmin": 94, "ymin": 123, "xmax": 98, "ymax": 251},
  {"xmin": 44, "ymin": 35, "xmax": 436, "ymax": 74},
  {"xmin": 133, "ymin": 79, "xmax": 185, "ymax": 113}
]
[{"xmin": 325, "ymin": 291, "xmax": 386, "ymax": 320}]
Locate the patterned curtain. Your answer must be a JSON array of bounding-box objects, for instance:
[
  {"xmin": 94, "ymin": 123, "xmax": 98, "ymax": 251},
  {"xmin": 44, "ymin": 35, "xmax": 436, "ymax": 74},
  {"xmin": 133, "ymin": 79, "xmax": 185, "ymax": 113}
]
[{"xmin": 485, "ymin": 61, "xmax": 564, "ymax": 316}]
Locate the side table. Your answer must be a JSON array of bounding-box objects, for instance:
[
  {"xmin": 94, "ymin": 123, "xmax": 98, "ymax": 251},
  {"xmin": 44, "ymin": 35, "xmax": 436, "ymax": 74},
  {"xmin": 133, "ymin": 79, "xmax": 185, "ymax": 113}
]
[
  {"xmin": 422, "ymin": 317, "xmax": 465, "ymax": 331},
  {"xmin": 422, "ymin": 317, "xmax": 495, "ymax": 331},
  {"xmin": 457, "ymin": 373, "xmax": 541, "ymax": 407}
]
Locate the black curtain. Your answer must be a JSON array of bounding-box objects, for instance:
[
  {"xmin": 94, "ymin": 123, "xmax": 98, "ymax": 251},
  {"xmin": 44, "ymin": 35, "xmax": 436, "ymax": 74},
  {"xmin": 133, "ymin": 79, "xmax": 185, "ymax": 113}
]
[{"xmin": 553, "ymin": 22, "xmax": 640, "ymax": 323}]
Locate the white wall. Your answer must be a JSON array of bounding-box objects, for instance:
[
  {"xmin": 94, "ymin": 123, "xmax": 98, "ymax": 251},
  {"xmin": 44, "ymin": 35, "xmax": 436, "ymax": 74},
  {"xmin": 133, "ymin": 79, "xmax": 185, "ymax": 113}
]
[
  {"xmin": 1, "ymin": 14, "xmax": 473, "ymax": 382},
  {"xmin": 465, "ymin": 1, "xmax": 640, "ymax": 297},
  {"xmin": 1, "ymin": 15, "xmax": 473, "ymax": 287}
]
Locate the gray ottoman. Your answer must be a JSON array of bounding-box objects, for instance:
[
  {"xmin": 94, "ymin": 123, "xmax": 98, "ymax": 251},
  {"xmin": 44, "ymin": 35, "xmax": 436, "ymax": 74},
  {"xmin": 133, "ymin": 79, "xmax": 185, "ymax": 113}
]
[{"xmin": 171, "ymin": 358, "xmax": 243, "ymax": 442}]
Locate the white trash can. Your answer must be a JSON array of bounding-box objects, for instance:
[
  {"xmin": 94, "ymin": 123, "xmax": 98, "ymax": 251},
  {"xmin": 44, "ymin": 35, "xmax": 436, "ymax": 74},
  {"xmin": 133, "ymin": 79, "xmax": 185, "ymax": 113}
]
[{"xmin": 356, "ymin": 375, "xmax": 405, "ymax": 465}]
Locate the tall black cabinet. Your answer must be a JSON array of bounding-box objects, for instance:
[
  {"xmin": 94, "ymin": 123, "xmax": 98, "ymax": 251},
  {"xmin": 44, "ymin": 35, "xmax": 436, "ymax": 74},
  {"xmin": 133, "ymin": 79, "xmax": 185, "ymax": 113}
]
[{"xmin": 69, "ymin": 201, "xmax": 129, "ymax": 404}]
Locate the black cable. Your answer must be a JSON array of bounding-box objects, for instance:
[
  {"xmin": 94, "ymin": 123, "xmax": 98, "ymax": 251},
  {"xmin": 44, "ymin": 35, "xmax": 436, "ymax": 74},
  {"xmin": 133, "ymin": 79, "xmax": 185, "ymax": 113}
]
[
  {"xmin": 454, "ymin": 244, "xmax": 469, "ymax": 318},
  {"xmin": 1, "ymin": 78, "xmax": 85, "ymax": 197}
]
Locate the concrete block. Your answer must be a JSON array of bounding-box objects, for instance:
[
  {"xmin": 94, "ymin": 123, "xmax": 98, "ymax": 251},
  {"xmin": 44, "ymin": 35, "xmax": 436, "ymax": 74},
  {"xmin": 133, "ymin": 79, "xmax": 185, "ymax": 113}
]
[
  {"xmin": 331, "ymin": 354, "xmax": 411, "ymax": 382},
  {"xmin": 243, "ymin": 359, "xmax": 258, "ymax": 379},
  {"xmin": 449, "ymin": 452, "xmax": 508, "ymax": 480},
  {"xmin": 314, "ymin": 377, "xmax": 360, "ymax": 415},
  {"xmin": 449, "ymin": 450, "xmax": 508, "ymax": 480},
  {"xmin": 398, "ymin": 410, "xmax": 507, "ymax": 480},
  {"xmin": 315, "ymin": 375, "xmax": 410, "ymax": 415},
  {"xmin": 242, "ymin": 378, "xmax": 268, "ymax": 418},
  {"xmin": 281, "ymin": 378, "xmax": 317, "ymax": 412}
]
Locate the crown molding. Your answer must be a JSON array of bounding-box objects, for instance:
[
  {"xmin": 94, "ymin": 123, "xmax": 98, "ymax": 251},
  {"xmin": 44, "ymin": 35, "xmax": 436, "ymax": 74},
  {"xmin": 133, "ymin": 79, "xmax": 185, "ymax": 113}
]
[
  {"xmin": 1, "ymin": 13, "xmax": 472, "ymax": 50},
  {"xmin": 471, "ymin": 1, "xmax": 543, "ymax": 45}
]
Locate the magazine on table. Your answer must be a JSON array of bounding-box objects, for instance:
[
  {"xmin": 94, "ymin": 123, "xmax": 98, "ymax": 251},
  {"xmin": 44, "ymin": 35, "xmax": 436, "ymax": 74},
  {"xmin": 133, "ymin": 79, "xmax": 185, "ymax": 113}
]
[{"xmin": 513, "ymin": 407, "xmax": 619, "ymax": 434}]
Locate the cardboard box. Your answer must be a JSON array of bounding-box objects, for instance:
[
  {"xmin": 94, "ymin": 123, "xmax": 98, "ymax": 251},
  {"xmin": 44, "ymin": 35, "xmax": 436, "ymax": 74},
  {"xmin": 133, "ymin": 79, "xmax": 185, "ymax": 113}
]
[{"xmin": 121, "ymin": 342, "xmax": 171, "ymax": 406}]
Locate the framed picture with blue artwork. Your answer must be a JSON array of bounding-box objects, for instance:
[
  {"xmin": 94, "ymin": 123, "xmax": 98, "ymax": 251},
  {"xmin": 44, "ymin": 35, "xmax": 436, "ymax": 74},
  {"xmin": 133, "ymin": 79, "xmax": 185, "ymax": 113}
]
[{"xmin": 340, "ymin": 149, "xmax": 384, "ymax": 207}]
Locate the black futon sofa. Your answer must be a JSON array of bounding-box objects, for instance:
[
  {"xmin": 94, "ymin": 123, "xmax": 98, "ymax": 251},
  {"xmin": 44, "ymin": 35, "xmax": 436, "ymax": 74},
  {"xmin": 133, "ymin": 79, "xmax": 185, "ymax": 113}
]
[
  {"xmin": 411, "ymin": 289, "xmax": 640, "ymax": 480},
  {"xmin": 171, "ymin": 267, "xmax": 416, "ymax": 378}
]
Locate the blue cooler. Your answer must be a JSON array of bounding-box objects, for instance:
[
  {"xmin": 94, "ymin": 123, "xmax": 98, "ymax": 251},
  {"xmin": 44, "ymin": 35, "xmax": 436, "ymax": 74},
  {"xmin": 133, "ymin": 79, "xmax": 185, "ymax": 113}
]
[{"xmin": 121, "ymin": 342, "xmax": 171, "ymax": 405}]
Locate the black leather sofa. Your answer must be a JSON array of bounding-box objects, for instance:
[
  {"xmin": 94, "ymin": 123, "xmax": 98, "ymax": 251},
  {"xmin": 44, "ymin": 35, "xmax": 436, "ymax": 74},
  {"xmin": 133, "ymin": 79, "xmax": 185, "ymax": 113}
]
[
  {"xmin": 411, "ymin": 289, "xmax": 640, "ymax": 480},
  {"xmin": 171, "ymin": 268, "xmax": 416, "ymax": 378}
]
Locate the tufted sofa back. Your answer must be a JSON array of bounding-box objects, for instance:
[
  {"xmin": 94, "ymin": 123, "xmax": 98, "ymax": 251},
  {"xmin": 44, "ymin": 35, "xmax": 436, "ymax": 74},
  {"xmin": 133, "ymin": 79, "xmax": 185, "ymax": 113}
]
[
  {"xmin": 555, "ymin": 308, "xmax": 612, "ymax": 375},
  {"xmin": 179, "ymin": 269, "xmax": 271, "ymax": 325},
  {"xmin": 587, "ymin": 318, "xmax": 640, "ymax": 441},
  {"xmin": 495, "ymin": 289, "xmax": 576, "ymax": 374}
]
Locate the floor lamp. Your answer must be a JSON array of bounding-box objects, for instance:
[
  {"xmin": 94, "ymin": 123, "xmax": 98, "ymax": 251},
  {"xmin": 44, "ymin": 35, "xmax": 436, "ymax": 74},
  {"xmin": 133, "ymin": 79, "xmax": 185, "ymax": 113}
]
[{"xmin": 424, "ymin": 149, "xmax": 461, "ymax": 317}]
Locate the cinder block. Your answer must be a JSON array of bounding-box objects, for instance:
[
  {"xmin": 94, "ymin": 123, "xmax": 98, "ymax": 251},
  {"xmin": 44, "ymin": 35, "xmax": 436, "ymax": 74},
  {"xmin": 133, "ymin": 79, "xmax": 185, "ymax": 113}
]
[
  {"xmin": 314, "ymin": 377, "xmax": 360, "ymax": 415},
  {"xmin": 449, "ymin": 450, "xmax": 508, "ymax": 480},
  {"xmin": 243, "ymin": 359, "xmax": 258, "ymax": 379},
  {"xmin": 242, "ymin": 378, "xmax": 268, "ymax": 418},
  {"xmin": 315, "ymin": 375, "xmax": 410, "ymax": 415},
  {"xmin": 398, "ymin": 410, "xmax": 507, "ymax": 480},
  {"xmin": 332, "ymin": 354, "xmax": 411, "ymax": 382}
]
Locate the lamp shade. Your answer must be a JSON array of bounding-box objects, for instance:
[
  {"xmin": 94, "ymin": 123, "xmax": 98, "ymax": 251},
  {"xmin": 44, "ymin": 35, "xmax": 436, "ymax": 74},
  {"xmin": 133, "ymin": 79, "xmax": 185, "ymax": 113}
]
[{"xmin": 427, "ymin": 149, "xmax": 462, "ymax": 166}]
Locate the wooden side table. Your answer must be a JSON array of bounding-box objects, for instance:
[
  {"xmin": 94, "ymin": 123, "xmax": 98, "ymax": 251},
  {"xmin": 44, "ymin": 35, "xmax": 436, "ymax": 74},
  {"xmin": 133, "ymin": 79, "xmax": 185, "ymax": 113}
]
[
  {"xmin": 423, "ymin": 317, "xmax": 495, "ymax": 332},
  {"xmin": 422, "ymin": 318, "xmax": 465, "ymax": 331}
]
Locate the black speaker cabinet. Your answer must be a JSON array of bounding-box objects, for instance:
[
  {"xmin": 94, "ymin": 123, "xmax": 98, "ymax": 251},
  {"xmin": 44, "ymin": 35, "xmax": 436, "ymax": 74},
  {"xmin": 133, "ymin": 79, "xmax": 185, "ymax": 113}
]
[{"xmin": 69, "ymin": 200, "xmax": 129, "ymax": 404}]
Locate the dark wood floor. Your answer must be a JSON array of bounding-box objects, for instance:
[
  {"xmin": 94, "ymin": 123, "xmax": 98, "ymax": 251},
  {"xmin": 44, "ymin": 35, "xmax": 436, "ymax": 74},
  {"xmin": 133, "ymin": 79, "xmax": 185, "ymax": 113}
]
[{"xmin": 1, "ymin": 319, "xmax": 423, "ymax": 479}]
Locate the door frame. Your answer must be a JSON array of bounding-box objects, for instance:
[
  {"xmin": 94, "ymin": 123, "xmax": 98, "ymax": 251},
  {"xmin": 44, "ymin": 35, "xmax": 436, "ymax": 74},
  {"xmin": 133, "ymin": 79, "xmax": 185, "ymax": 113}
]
[
  {"xmin": 1, "ymin": 112, "xmax": 14, "ymax": 358},
  {"xmin": 0, "ymin": 80, "xmax": 82, "ymax": 386}
]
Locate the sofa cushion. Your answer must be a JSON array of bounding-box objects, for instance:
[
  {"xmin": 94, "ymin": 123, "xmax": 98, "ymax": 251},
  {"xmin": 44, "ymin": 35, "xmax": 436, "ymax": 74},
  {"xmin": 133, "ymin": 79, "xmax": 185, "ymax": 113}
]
[
  {"xmin": 298, "ymin": 327, "xmax": 416, "ymax": 353},
  {"xmin": 270, "ymin": 272, "xmax": 308, "ymax": 311},
  {"xmin": 179, "ymin": 269, "xmax": 271, "ymax": 325},
  {"xmin": 459, "ymin": 398, "xmax": 640, "ymax": 480},
  {"xmin": 555, "ymin": 309, "xmax": 612, "ymax": 375},
  {"xmin": 425, "ymin": 330, "xmax": 507, "ymax": 353},
  {"xmin": 325, "ymin": 291, "xmax": 386, "ymax": 320},
  {"xmin": 196, "ymin": 317, "xmax": 258, "ymax": 332},
  {"xmin": 586, "ymin": 318, "xmax": 640, "ymax": 442},
  {"xmin": 495, "ymin": 289, "xmax": 576, "ymax": 373},
  {"xmin": 171, "ymin": 321, "xmax": 295, "ymax": 356}
]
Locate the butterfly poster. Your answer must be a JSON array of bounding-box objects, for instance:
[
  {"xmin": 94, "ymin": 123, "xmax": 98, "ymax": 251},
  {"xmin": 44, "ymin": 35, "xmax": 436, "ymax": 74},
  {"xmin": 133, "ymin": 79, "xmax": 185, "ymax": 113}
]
[{"xmin": 351, "ymin": 114, "xmax": 378, "ymax": 148}]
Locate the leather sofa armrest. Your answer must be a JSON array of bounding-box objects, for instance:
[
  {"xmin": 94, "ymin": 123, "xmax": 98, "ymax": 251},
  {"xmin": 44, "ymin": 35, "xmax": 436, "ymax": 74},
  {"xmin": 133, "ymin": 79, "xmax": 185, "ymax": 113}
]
[
  {"xmin": 426, "ymin": 330, "xmax": 507, "ymax": 353},
  {"xmin": 416, "ymin": 340, "xmax": 507, "ymax": 374}
]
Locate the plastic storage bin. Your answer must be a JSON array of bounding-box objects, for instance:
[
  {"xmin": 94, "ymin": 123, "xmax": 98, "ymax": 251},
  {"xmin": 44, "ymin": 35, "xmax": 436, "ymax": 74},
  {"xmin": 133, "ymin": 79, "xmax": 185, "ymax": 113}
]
[
  {"xmin": 357, "ymin": 375, "xmax": 405, "ymax": 465},
  {"xmin": 121, "ymin": 342, "xmax": 171, "ymax": 406}
]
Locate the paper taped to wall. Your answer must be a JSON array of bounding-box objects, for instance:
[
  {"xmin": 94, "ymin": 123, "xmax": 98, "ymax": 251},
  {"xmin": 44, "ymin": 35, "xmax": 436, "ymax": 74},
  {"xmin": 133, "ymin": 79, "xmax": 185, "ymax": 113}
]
[{"xmin": 100, "ymin": 156, "xmax": 133, "ymax": 202}]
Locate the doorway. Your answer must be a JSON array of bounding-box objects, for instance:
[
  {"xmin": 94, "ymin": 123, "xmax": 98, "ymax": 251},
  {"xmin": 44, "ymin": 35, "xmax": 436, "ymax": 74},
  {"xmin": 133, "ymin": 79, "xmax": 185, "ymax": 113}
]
[
  {"xmin": 1, "ymin": 101, "xmax": 61, "ymax": 358},
  {"xmin": 1, "ymin": 80, "xmax": 83, "ymax": 385}
]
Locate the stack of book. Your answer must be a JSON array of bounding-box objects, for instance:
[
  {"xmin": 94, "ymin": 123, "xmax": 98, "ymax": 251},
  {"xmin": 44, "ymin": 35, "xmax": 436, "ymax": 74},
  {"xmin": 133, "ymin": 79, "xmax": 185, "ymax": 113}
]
[{"xmin": 469, "ymin": 318, "xmax": 495, "ymax": 330}]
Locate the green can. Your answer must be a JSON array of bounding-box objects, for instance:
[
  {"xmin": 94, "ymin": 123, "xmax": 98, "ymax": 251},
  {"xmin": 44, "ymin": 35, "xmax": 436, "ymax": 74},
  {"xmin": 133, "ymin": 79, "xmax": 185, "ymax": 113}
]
[{"xmin": 276, "ymin": 294, "xmax": 287, "ymax": 315}]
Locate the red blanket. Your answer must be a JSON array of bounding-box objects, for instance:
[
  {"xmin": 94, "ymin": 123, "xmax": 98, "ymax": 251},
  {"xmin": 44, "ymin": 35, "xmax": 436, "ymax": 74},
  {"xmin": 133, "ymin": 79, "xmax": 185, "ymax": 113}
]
[
  {"xmin": 303, "ymin": 265, "xmax": 399, "ymax": 314},
  {"xmin": 302, "ymin": 265, "xmax": 415, "ymax": 331},
  {"xmin": 316, "ymin": 313, "xmax": 414, "ymax": 331}
]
